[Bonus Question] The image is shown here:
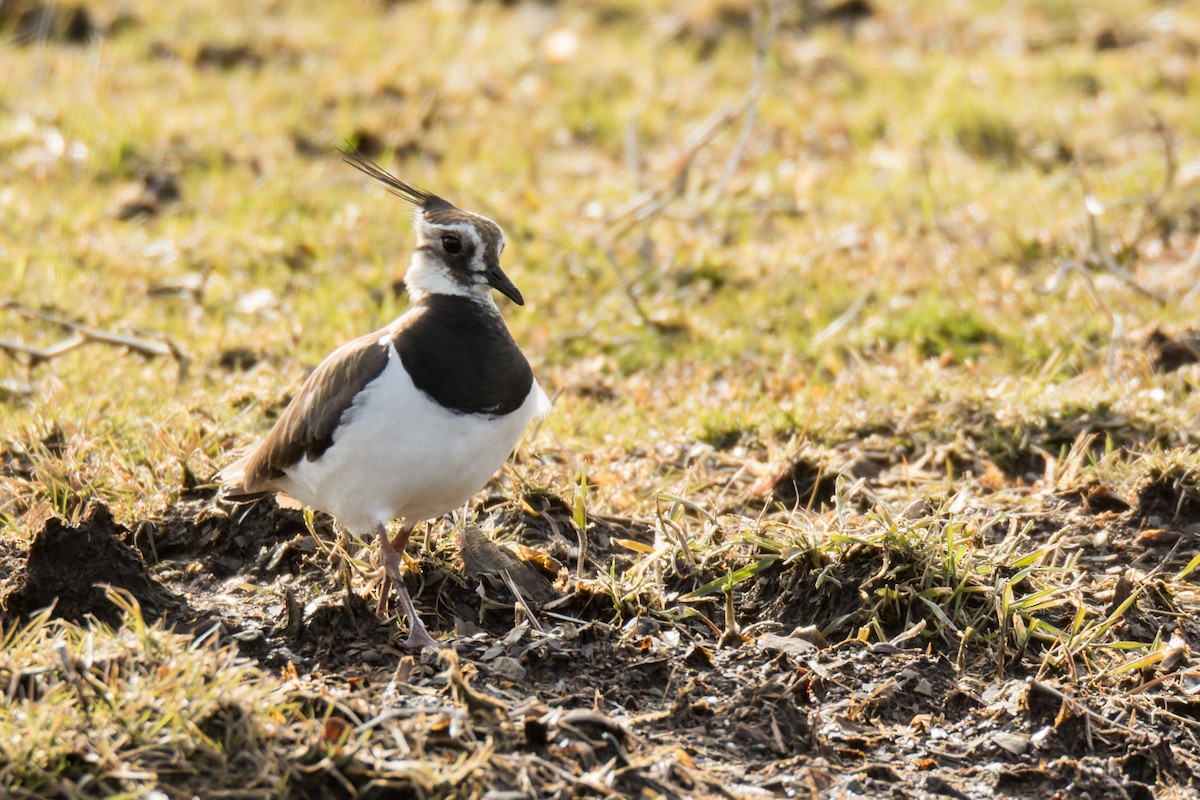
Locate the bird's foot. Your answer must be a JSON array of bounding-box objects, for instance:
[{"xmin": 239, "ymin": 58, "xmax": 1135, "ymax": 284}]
[
  {"xmin": 375, "ymin": 525, "xmax": 405, "ymax": 618},
  {"xmin": 376, "ymin": 524, "xmax": 442, "ymax": 650},
  {"xmin": 389, "ymin": 562, "xmax": 441, "ymax": 650},
  {"xmin": 375, "ymin": 570, "xmax": 392, "ymax": 618},
  {"xmin": 399, "ymin": 622, "xmax": 442, "ymax": 651}
]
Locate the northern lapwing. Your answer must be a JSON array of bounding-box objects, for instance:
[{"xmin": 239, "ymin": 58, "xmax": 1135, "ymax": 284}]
[{"xmin": 220, "ymin": 153, "xmax": 550, "ymax": 649}]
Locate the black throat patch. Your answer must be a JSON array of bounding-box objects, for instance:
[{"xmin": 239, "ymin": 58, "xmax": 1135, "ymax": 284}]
[{"xmin": 392, "ymin": 294, "xmax": 534, "ymax": 416}]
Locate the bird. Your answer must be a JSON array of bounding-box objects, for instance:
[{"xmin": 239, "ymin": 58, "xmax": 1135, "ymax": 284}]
[{"xmin": 218, "ymin": 152, "xmax": 551, "ymax": 649}]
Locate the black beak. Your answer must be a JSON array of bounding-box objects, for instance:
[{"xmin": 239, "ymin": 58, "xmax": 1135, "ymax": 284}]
[{"xmin": 485, "ymin": 264, "xmax": 524, "ymax": 305}]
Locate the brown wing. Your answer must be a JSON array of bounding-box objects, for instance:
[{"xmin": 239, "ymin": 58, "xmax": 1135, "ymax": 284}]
[{"xmin": 228, "ymin": 329, "xmax": 391, "ymax": 495}]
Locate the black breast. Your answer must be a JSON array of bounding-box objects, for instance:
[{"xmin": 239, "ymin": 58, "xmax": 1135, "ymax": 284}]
[{"xmin": 392, "ymin": 295, "xmax": 534, "ymax": 416}]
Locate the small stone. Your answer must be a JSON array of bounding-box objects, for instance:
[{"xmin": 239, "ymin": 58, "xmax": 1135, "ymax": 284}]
[
  {"xmin": 489, "ymin": 656, "xmax": 526, "ymax": 682},
  {"xmin": 232, "ymin": 627, "xmax": 263, "ymax": 643},
  {"xmin": 991, "ymin": 731, "xmax": 1031, "ymax": 756}
]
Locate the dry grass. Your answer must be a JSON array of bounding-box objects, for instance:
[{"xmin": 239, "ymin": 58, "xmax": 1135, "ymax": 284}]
[{"xmin": 2, "ymin": 0, "xmax": 1200, "ymax": 796}]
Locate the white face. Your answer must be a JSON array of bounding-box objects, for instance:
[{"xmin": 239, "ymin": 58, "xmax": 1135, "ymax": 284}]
[
  {"xmin": 341, "ymin": 154, "xmax": 520, "ymax": 304},
  {"xmin": 404, "ymin": 208, "xmax": 509, "ymax": 305}
]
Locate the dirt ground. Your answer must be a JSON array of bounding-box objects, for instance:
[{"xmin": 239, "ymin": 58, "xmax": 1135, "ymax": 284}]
[{"xmin": 3, "ymin": 463, "xmax": 1198, "ymax": 799}]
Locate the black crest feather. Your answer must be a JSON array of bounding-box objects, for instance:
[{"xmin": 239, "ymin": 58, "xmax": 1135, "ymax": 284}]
[{"xmin": 341, "ymin": 146, "xmax": 453, "ymax": 210}]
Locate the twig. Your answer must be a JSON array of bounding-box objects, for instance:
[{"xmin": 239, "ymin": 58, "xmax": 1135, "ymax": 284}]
[
  {"xmin": 0, "ymin": 333, "xmax": 88, "ymax": 365},
  {"xmin": 440, "ymin": 649, "xmax": 508, "ymax": 720},
  {"xmin": 811, "ymin": 290, "xmax": 872, "ymax": 347},
  {"xmin": 1178, "ymin": 236, "xmax": 1200, "ymax": 306},
  {"xmin": 654, "ymin": 503, "xmax": 698, "ymax": 575},
  {"xmin": 1144, "ymin": 705, "xmax": 1200, "ymax": 731},
  {"xmin": 1184, "ymin": 235, "xmax": 1200, "ymax": 275},
  {"xmin": 597, "ymin": 13, "xmax": 774, "ymax": 328},
  {"xmin": 606, "ymin": 90, "xmax": 763, "ymax": 233},
  {"xmin": 601, "ymin": 246, "xmax": 657, "ymax": 329},
  {"xmin": 1127, "ymin": 115, "xmax": 1177, "ymax": 259},
  {"xmin": 1073, "ymin": 166, "xmax": 1167, "ymax": 305},
  {"xmin": 712, "ymin": 0, "xmax": 779, "ymax": 201},
  {"xmin": 1028, "ymin": 678, "xmax": 1141, "ymax": 735},
  {"xmin": 0, "ymin": 301, "xmax": 189, "ymax": 376},
  {"xmin": 1125, "ymin": 666, "xmax": 1197, "ymax": 697},
  {"xmin": 54, "ymin": 643, "xmax": 94, "ymax": 726},
  {"xmin": 500, "ymin": 569, "xmax": 545, "ymax": 633},
  {"xmin": 624, "ymin": 103, "xmax": 643, "ymax": 192},
  {"xmin": 1038, "ymin": 259, "xmax": 1120, "ymax": 381}
]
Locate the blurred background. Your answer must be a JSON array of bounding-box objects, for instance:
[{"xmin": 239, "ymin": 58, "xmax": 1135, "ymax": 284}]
[{"xmin": 1, "ymin": 0, "xmax": 1198, "ymax": 518}]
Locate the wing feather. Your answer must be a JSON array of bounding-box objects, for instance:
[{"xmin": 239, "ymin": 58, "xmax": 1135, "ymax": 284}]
[{"xmin": 223, "ymin": 330, "xmax": 391, "ymax": 496}]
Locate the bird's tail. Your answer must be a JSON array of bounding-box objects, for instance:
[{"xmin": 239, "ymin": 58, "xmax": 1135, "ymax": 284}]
[{"xmin": 213, "ymin": 449, "xmax": 269, "ymax": 502}]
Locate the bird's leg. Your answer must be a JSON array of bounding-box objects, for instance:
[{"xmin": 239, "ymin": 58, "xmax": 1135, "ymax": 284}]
[
  {"xmin": 375, "ymin": 524, "xmax": 394, "ymax": 618},
  {"xmin": 391, "ymin": 527, "xmax": 420, "ymax": 570},
  {"xmin": 376, "ymin": 524, "xmax": 441, "ymax": 650},
  {"xmin": 375, "ymin": 524, "xmax": 413, "ymax": 617}
]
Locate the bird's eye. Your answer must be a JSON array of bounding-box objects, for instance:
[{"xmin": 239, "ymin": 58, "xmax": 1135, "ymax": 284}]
[{"xmin": 441, "ymin": 235, "xmax": 462, "ymax": 255}]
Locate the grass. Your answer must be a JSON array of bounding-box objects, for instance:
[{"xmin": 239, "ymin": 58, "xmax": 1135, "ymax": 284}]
[
  {"xmin": 0, "ymin": 592, "xmax": 293, "ymax": 798},
  {"xmin": 2, "ymin": 0, "xmax": 1200, "ymax": 796}
]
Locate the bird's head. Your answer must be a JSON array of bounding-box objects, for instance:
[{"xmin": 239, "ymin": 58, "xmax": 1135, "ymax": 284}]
[{"xmin": 343, "ymin": 150, "xmax": 523, "ymax": 306}]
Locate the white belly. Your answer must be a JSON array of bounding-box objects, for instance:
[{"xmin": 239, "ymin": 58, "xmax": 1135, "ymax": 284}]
[{"xmin": 277, "ymin": 343, "xmax": 549, "ymax": 535}]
